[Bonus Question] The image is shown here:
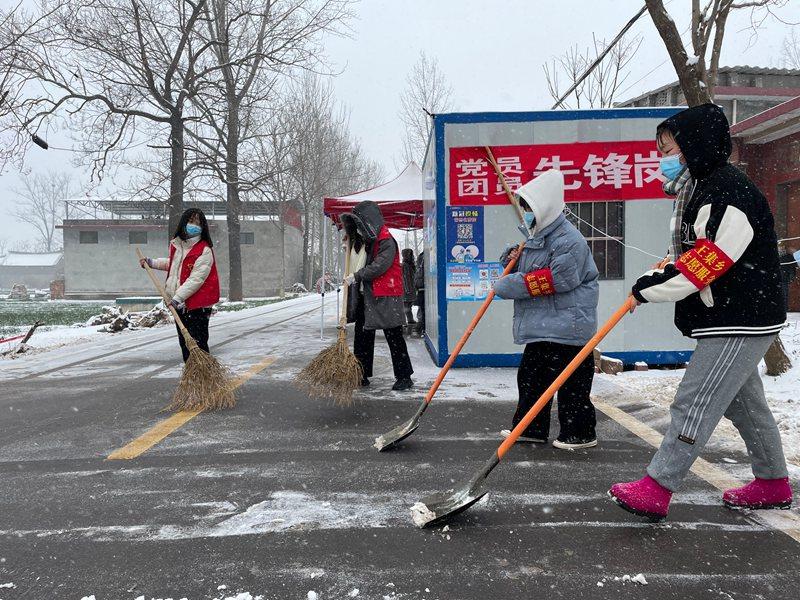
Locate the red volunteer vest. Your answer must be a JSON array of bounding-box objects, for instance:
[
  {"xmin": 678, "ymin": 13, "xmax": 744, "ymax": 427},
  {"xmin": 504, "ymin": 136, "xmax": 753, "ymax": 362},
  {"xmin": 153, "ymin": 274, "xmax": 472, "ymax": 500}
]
[
  {"xmin": 167, "ymin": 240, "xmax": 220, "ymax": 310},
  {"xmin": 371, "ymin": 226, "xmax": 403, "ymax": 297}
]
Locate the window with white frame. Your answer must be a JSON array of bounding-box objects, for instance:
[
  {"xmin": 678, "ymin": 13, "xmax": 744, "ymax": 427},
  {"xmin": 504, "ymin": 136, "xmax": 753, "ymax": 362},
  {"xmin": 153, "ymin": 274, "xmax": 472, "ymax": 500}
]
[{"xmin": 565, "ymin": 201, "xmax": 624, "ymax": 280}]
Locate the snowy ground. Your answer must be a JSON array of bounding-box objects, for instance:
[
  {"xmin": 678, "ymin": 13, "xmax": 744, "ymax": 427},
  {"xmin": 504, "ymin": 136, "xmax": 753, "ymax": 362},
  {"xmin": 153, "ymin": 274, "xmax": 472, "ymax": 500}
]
[
  {"xmin": 591, "ymin": 313, "xmax": 800, "ymax": 466},
  {"xmin": 1, "ymin": 296, "xmax": 799, "ymax": 599},
  {"xmin": 331, "ymin": 311, "xmax": 800, "ymax": 468},
  {"xmin": 0, "ymin": 295, "xmax": 309, "ymax": 357},
  {"xmin": 0, "ymin": 323, "xmax": 105, "ymax": 355},
  {"xmin": 4, "ymin": 299, "xmax": 798, "ymax": 466}
]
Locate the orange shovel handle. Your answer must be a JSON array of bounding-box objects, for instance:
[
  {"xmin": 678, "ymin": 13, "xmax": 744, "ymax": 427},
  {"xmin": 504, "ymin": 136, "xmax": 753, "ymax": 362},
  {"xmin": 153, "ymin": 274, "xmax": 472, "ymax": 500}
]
[
  {"xmin": 422, "ymin": 243, "xmax": 526, "ymax": 404},
  {"xmin": 420, "ymin": 146, "xmax": 526, "ymax": 405},
  {"xmin": 497, "ymin": 296, "xmax": 635, "ymax": 459}
]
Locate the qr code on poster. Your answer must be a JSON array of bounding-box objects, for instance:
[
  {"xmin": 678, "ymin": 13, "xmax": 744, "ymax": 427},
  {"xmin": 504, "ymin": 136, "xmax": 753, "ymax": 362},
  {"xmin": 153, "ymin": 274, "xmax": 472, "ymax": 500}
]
[{"xmin": 457, "ymin": 223, "xmax": 473, "ymax": 240}]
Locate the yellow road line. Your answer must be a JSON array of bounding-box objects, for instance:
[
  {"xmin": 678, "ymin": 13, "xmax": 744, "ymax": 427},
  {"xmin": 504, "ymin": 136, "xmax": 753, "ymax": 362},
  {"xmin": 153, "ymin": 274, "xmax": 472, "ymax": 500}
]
[
  {"xmin": 107, "ymin": 356, "xmax": 277, "ymax": 461},
  {"xmin": 594, "ymin": 398, "xmax": 800, "ymax": 545},
  {"xmin": 230, "ymin": 355, "xmax": 278, "ymax": 388},
  {"xmin": 107, "ymin": 409, "xmax": 203, "ymax": 460}
]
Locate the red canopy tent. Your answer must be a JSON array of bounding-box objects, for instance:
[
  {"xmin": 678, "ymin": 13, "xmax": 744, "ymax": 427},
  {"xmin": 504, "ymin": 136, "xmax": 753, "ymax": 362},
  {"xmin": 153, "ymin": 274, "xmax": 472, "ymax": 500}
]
[{"xmin": 323, "ymin": 163, "xmax": 424, "ymax": 230}]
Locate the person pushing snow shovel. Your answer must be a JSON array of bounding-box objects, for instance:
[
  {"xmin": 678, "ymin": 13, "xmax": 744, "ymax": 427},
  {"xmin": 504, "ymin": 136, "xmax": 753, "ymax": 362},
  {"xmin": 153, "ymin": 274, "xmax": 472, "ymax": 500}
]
[
  {"xmin": 610, "ymin": 103, "xmax": 793, "ymax": 521},
  {"xmin": 493, "ymin": 169, "xmax": 600, "ymax": 450},
  {"xmin": 341, "ymin": 201, "xmax": 415, "ymax": 391}
]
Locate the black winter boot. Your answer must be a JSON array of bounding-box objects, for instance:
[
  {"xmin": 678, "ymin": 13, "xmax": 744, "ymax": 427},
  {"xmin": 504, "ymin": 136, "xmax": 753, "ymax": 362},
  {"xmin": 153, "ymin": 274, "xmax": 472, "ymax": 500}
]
[{"xmin": 391, "ymin": 377, "xmax": 413, "ymax": 391}]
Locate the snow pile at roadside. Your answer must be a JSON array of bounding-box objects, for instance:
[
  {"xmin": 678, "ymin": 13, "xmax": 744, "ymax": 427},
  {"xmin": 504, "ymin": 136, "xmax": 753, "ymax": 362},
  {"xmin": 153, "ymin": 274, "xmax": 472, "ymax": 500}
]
[
  {"xmin": 0, "ymin": 325, "xmax": 106, "ymax": 358},
  {"xmin": 597, "ymin": 313, "xmax": 800, "ymax": 465},
  {"xmin": 762, "ymin": 314, "xmax": 800, "ymax": 463},
  {"xmin": 1, "ymin": 295, "xmax": 314, "ymax": 360}
]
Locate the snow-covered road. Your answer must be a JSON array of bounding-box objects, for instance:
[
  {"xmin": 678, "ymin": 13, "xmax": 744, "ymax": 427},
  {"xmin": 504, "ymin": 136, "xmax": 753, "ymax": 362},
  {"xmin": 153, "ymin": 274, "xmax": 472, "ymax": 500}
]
[{"xmin": 1, "ymin": 297, "xmax": 798, "ymax": 599}]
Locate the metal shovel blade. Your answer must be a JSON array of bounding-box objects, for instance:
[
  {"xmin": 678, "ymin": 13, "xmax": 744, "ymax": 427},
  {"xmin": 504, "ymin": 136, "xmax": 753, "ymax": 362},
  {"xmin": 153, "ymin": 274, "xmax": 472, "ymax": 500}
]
[
  {"xmin": 410, "ymin": 487, "xmax": 489, "ymax": 529},
  {"xmin": 374, "ymin": 416, "xmax": 420, "ymax": 451},
  {"xmin": 409, "ymin": 455, "xmax": 499, "ymax": 528},
  {"xmin": 373, "ymin": 400, "xmax": 426, "ymax": 451}
]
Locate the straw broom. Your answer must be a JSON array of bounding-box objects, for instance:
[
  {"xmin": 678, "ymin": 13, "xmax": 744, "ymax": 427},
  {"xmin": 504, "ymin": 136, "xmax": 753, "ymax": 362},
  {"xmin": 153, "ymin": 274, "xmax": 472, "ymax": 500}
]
[
  {"xmin": 295, "ymin": 240, "xmax": 363, "ymax": 406},
  {"xmin": 136, "ymin": 248, "xmax": 235, "ymax": 412}
]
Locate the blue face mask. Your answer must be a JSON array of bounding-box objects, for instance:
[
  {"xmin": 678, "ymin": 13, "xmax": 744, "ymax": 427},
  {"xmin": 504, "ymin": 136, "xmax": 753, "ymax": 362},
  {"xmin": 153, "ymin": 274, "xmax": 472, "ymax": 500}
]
[
  {"xmin": 523, "ymin": 212, "xmax": 536, "ymax": 230},
  {"xmin": 185, "ymin": 223, "xmax": 202, "ymax": 237},
  {"xmin": 660, "ymin": 154, "xmax": 684, "ymax": 181}
]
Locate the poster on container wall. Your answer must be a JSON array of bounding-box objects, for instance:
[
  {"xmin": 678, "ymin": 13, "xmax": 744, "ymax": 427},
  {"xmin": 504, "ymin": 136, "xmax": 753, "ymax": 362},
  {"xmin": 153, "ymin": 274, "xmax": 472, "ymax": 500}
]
[
  {"xmin": 445, "ymin": 262, "xmax": 503, "ymax": 301},
  {"xmin": 445, "ymin": 206, "xmax": 502, "ymax": 300},
  {"xmin": 447, "ymin": 207, "xmax": 484, "ymax": 263}
]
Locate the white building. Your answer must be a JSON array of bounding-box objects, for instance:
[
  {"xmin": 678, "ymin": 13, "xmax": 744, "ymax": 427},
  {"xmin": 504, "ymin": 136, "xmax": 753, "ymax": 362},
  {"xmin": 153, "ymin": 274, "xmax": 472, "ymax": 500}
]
[
  {"xmin": 0, "ymin": 251, "xmax": 64, "ymax": 291},
  {"xmin": 58, "ymin": 198, "xmax": 304, "ymax": 299}
]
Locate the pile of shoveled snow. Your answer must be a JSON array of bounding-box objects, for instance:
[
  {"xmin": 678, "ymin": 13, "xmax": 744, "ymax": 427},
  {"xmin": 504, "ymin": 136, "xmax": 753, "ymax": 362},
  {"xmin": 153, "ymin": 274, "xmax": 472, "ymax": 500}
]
[
  {"xmin": 761, "ymin": 315, "xmax": 800, "ymax": 464},
  {"xmin": 85, "ymin": 305, "xmax": 171, "ymax": 333},
  {"xmin": 596, "ymin": 573, "xmax": 648, "ymax": 587}
]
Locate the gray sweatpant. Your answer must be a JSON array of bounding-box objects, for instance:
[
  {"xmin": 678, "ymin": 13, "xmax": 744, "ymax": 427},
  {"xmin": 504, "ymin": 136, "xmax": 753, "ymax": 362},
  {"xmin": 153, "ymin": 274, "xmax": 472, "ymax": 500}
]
[{"xmin": 647, "ymin": 334, "xmax": 788, "ymax": 491}]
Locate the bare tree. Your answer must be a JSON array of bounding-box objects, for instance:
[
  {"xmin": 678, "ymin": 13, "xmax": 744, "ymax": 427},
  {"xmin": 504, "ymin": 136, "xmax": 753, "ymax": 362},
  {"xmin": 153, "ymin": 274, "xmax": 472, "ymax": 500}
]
[
  {"xmin": 12, "ymin": 171, "xmax": 76, "ymax": 252},
  {"xmin": 646, "ymin": 0, "xmax": 795, "ymax": 374},
  {"xmin": 179, "ymin": 0, "xmax": 355, "ymax": 300},
  {"xmin": 399, "ymin": 51, "xmax": 453, "ymax": 165},
  {"xmin": 782, "ymin": 27, "xmax": 800, "ymax": 68},
  {"xmin": 0, "ymin": 238, "xmax": 8, "ymax": 257},
  {"xmin": 260, "ymin": 104, "xmax": 303, "ymax": 296},
  {"xmin": 0, "ymin": 1, "xmax": 61, "ymax": 172},
  {"xmin": 645, "ymin": 0, "xmax": 793, "ymax": 106},
  {"xmin": 544, "ymin": 34, "xmax": 642, "ymax": 109},
  {"xmin": 277, "ymin": 73, "xmax": 382, "ymax": 287},
  {"xmin": 10, "ymin": 239, "xmax": 39, "ymax": 252},
  {"xmin": 6, "ymin": 0, "xmax": 217, "ymax": 234}
]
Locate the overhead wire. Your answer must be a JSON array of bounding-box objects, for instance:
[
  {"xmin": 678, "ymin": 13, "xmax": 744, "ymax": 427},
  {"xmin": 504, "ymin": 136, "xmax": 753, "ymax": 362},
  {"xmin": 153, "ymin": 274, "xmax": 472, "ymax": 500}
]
[
  {"xmin": 563, "ymin": 205, "xmax": 664, "ymax": 260},
  {"xmin": 563, "ymin": 207, "xmax": 800, "ymax": 270}
]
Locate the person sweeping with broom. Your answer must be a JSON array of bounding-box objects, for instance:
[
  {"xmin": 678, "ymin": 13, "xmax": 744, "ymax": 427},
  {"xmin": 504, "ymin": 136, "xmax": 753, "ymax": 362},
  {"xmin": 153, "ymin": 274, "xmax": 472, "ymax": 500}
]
[
  {"xmin": 139, "ymin": 208, "xmax": 220, "ymax": 363},
  {"xmin": 341, "ymin": 201, "xmax": 414, "ymax": 391},
  {"xmin": 493, "ymin": 169, "xmax": 600, "ymax": 450}
]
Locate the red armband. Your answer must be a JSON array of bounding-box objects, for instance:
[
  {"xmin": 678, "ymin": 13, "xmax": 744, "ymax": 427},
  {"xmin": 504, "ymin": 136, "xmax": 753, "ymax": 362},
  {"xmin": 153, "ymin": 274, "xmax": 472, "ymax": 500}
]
[
  {"xmin": 523, "ymin": 268, "xmax": 555, "ymax": 297},
  {"xmin": 675, "ymin": 239, "xmax": 734, "ymax": 290}
]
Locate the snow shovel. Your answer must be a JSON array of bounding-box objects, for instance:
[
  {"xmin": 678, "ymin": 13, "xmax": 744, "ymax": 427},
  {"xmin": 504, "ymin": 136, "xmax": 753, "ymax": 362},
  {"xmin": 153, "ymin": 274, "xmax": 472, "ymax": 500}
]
[
  {"xmin": 374, "ymin": 146, "xmax": 525, "ymax": 451},
  {"xmin": 410, "ymin": 297, "xmax": 636, "ymax": 528}
]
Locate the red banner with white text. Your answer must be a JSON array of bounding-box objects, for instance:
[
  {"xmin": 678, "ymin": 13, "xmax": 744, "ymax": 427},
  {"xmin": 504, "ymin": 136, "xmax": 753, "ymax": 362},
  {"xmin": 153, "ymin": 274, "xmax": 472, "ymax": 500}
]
[{"xmin": 449, "ymin": 141, "xmax": 667, "ymax": 205}]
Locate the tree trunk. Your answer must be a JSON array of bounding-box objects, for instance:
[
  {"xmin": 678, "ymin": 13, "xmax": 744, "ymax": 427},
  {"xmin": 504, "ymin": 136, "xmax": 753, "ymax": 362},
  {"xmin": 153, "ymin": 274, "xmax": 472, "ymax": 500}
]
[
  {"xmin": 278, "ymin": 204, "xmax": 286, "ymax": 298},
  {"xmin": 226, "ymin": 100, "xmax": 243, "ymax": 301},
  {"xmin": 304, "ymin": 205, "xmax": 316, "ymax": 289},
  {"xmin": 764, "ymin": 336, "xmax": 793, "ymax": 377},
  {"xmin": 168, "ymin": 115, "xmax": 185, "ymax": 236},
  {"xmin": 301, "ymin": 205, "xmax": 310, "ymax": 287},
  {"xmin": 279, "ymin": 221, "xmax": 286, "ymax": 298},
  {"xmin": 645, "ymin": 0, "xmax": 712, "ymax": 107}
]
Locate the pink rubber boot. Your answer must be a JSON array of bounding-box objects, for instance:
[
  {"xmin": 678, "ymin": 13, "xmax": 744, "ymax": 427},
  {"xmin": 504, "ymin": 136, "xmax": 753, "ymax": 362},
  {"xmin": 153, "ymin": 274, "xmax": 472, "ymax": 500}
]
[
  {"xmin": 723, "ymin": 477, "xmax": 792, "ymax": 510},
  {"xmin": 609, "ymin": 475, "xmax": 672, "ymax": 521}
]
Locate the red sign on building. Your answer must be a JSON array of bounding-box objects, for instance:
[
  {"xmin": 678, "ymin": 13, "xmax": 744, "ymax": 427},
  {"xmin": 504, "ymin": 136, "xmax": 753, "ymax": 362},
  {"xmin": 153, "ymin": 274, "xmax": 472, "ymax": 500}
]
[{"xmin": 449, "ymin": 141, "xmax": 667, "ymax": 205}]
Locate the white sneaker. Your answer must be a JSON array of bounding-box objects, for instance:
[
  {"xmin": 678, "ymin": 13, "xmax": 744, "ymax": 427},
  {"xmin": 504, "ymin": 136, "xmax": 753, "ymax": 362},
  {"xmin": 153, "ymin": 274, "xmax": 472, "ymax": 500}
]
[
  {"xmin": 500, "ymin": 429, "xmax": 546, "ymax": 444},
  {"xmin": 552, "ymin": 437, "xmax": 598, "ymax": 450}
]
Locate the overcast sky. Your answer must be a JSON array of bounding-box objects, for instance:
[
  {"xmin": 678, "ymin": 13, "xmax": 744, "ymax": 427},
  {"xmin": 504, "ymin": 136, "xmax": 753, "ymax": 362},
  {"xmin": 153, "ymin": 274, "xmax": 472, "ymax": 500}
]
[{"xmin": 1, "ymin": 0, "xmax": 798, "ymax": 247}]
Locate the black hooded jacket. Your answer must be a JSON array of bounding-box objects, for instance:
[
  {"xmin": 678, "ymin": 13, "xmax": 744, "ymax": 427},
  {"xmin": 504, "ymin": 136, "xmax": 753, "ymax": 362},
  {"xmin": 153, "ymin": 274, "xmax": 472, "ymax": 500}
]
[
  {"xmin": 341, "ymin": 201, "xmax": 405, "ymax": 331},
  {"xmin": 344, "ymin": 201, "xmax": 397, "ymax": 284},
  {"xmin": 632, "ymin": 103, "xmax": 786, "ymax": 338}
]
